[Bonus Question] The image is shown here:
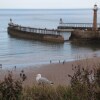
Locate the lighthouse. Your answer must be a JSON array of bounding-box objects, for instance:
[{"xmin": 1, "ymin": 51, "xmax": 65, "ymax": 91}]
[{"xmin": 93, "ymin": 4, "xmax": 98, "ymax": 31}]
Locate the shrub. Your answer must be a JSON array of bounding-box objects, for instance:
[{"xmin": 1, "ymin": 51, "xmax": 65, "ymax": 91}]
[
  {"xmin": 0, "ymin": 73, "xmax": 23, "ymax": 100},
  {"xmin": 68, "ymin": 65, "xmax": 100, "ymax": 100}
]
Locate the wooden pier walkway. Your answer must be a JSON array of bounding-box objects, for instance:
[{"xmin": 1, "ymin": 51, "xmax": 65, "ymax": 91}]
[
  {"xmin": 9, "ymin": 23, "xmax": 60, "ymax": 35},
  {"xmin": 8, "ymin": 23, "xmax": 65, "ymax": 43},
  {"xmin": 58, "ymin": 23, "xmax": 100, "ymax": 32}
]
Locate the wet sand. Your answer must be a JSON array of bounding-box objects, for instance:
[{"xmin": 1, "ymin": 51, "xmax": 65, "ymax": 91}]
[{"xmin": 0, "ymin": 57, "xmax": 100, "ymax": 87}]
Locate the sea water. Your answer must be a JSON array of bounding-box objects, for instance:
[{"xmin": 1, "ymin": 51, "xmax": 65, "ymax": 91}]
[{"xmin": 0, "ymin": 9, "xmax": 100, "ymax": 69}]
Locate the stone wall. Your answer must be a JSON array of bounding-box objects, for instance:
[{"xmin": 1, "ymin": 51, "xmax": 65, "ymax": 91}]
[{"xmin": 70, "ymin": 29, "xmax": 100, "ymax": 40}]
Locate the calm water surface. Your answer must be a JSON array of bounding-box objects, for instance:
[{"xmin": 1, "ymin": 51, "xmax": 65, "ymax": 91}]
[{"xmin": 0, "ymin": 9, "xmax": 100, "ymax": 69}]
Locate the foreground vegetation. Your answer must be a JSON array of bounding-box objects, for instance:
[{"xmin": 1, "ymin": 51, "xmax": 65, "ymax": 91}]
[{"xmin": 0, "ymin": 64, "xmax": 99, "ymax": 100}]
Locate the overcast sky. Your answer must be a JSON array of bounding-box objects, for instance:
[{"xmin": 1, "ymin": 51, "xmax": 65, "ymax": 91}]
[{"xmin": 0, "ymin": 0, "xmax": 99, "ymax": 9}]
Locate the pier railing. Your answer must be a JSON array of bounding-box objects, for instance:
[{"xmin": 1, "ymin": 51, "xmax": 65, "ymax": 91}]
[
  {"xmin": 8, "ymin": 23, "xmax": 60, "ymax": 35},
  {"xmin": 58, "ymin": 23, "xmax": 100, "ymax": 30}
]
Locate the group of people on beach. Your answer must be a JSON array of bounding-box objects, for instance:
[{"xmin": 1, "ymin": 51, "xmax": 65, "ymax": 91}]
[{"xmin": 50, "ymin": 60, "xmax": 65, "ymax": 64}]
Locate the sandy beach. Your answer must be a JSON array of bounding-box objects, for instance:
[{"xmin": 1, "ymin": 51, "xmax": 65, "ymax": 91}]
[{"xmin": 0, "ymin": 57, "xmax": 100, "ymax": 87}]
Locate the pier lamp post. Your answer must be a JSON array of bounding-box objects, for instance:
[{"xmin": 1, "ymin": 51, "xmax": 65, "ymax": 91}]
[
  {"xmin": 93, "ymin": 4, "xmax": 98, "ymax": 31},
  {"xmin": 59, "ymin": 18, "xmax": 63, "ymax": 24}
]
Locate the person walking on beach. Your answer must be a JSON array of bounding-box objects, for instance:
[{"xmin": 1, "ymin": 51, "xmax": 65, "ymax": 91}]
[
  {"xmin": 50, "ymin": 60, "xmax": 52, "ymax": 64},
  {"xmin": 63, "ymin": 60, "xmax": 65, "ymax": 65},
  {"xmin": 59, "ymin": 60, "xmax": 60, "ymax": 63},
  {"xmin": 14, "ymin": 66, "xmax": 16, "ymax": 70},
  {"xmin": 0, "ymin": 64, "xmax": 2, "ymax": 69}
]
